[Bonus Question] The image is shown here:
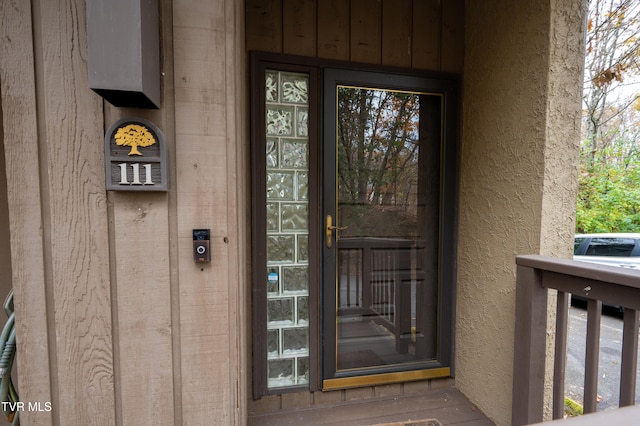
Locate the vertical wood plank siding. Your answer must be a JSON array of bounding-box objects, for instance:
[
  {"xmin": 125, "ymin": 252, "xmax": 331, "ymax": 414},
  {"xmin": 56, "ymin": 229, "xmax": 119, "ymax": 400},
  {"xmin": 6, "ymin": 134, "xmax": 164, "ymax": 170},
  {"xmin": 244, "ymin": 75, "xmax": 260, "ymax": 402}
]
[
  {"xmin": 0, "ymin": 2, "xmax": 55, "ymax": 424},
  {"xmin": 246, "ymin": 1, "xmax": 283, "ymax": 53},
  {"xmin": 246, "ymin": 0, "xmax": 464, "ymax": 73},
  {"xmin": 283, "ymin": 0, "xmax": 317, "ymax": 56},
  {"xmin": 1, "ymin": 0, "xmax": 116, "ymax": 423},
  {"xmin": 317, "ymin": 0, "xmax": 350, "ymax": 60},
  {"xmin": 109, "ymin": 192, "xmax": 174, "ymax": 425},
  {"xmin": 411, "ymin": 1, "xmax": 441, "ymax": 70},
  {"xmin": 3, "ymin": 0, "xmax": 247, "ymax": 424},
  {"xmin": 102, "ymin": 0, "xmax": 181, "ymax": 422},
  {"xmin": 350, "ymin": 0, "xmax": 382, "ymax": 63},
  {"xmin": 173, "ymin": 0, "xmax": 245, "ymax": 424},
  {"xmin": 0, "ymin": 0, "xmax": 463, "ymax": 424},
  {"xmin": 103, "ymin": 0, "xmax": 247, "ymax": 423},
  {"xmin": 382, "ymin": 0, "xmax": 412, "ymax": 67},
  {"xmin": 441, "ymin": 0, "xmax": 465, "ymax": 73}
]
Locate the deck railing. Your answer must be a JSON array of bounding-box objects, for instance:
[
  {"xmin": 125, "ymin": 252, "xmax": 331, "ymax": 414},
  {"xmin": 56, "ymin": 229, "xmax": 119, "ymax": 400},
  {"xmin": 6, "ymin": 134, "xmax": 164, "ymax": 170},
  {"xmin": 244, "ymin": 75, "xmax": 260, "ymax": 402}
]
[
  {"xmin": 337, "ymin": 238, "xmax": 425, "ymax": 351},
  {"xmin": 512, "ymin": 255, "xmax": 640, "ymax": 425}
]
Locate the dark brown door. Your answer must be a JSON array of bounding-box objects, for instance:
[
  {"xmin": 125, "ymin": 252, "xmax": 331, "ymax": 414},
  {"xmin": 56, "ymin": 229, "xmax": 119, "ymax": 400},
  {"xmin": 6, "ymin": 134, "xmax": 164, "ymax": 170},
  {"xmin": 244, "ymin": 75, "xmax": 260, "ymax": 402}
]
[{"xmin": 321, "ymin": 69, "xmax": 457, "ymax": 389}]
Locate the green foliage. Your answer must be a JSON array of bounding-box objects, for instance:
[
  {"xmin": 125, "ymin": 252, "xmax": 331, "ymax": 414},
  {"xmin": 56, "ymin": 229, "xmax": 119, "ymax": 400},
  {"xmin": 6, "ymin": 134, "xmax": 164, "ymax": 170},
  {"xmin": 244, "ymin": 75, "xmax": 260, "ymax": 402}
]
[
  {"xmin": 576, "ymin": 135, "xmax": 640, "ymax": 233},
  {"xmin": 564, "ymin": 397, "xmax": 584, "ymax": 417},
  {"xmin": 578, "ymin": 0, "xmax": 640, "ymax": 233}
]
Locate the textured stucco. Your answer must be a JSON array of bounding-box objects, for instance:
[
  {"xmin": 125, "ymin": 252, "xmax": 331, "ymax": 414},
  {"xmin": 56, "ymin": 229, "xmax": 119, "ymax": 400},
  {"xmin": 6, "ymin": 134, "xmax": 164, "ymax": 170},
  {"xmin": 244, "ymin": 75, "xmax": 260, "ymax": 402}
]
[
  {"xmin": 457, "ymin": 1, "xmax": 584, "ymax": 425},
  {"xmin": 541, "ymin": 0, "xmax": 585, "ymax": 258}
]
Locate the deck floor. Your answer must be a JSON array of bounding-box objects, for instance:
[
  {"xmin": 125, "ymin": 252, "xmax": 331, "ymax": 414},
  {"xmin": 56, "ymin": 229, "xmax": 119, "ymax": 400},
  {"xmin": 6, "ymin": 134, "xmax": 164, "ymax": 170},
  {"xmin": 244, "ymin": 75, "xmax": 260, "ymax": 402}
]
[{"xmin": 247, "ymin": 387, "xmax": 496, "ymax": 426}]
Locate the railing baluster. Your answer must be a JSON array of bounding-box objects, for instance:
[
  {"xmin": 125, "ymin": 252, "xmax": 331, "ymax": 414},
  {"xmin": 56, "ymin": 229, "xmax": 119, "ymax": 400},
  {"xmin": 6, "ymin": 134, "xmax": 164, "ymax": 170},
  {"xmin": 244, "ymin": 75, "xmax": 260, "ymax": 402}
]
[
  {"xmin": 553, "ymin": 290, "xmax": 570, "ymax": 420},
  {"xmin": 346, "ymin": 249, "xmax": 352, "ymax": 307},
  {"xmin": 619, "ymin": 308, "xmax": 639, "ymax": 407},
  {"xmin": 584, "ymin": 299, "xmax": 602, "ymax": 414},
  {"xmin": 338, "ymin": 250, "xmax": 343, "ymax": 307},
  {"xmin": 362, "ymin": 245, "xmax": 371, "ymax": 308},
  {"xmin": 385, "ymin": 250, "xmax": 389, "ymax": 320},
  {"xmin": 357, "ymin": 249, "xmax": 362, "ymax": 307}
]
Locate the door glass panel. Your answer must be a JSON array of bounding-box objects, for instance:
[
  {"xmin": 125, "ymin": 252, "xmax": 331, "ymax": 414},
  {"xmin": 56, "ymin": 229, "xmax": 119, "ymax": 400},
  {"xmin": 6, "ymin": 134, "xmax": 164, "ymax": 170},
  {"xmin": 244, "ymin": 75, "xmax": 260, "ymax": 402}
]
[
  {"xmin": 334, "ymin": 86, "xmax": 441, "ymax": 372},
  {"xmin": 265, "ymin": 70, "xmax": 310, "ymax": 388}
]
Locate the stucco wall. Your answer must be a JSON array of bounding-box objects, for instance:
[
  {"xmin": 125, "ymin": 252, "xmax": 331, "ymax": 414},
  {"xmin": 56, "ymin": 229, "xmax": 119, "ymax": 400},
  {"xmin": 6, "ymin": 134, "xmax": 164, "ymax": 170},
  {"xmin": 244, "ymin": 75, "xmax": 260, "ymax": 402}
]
[
  {"xmin": 541, "ymin": 0, "xmax": 585, "ymax": 258},
  {"xmin": 457, "ymin": 1, "xmax": 583, "ymax": 424}
]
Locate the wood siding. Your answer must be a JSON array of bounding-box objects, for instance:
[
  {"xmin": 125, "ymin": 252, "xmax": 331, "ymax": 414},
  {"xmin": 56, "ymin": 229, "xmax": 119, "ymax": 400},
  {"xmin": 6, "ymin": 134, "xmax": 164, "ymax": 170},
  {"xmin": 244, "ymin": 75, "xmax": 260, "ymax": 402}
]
[
  {"xmin": 1, "ymin": 1, "xmax": 56, "ymax": 423},
  {"xmin": 1, "ymin": 0, "xmax": 115, "ymax": 423},
  {"xmin": 1, "ymin": 0, "xmax": 247, "ymax": 424},
  {"xmin": 246, "ymin": 0, "xmax": 465, "ymax": 72},
  {"xmin": 1, "ymin": 0, "xmax": 462, "ymax": 424}
]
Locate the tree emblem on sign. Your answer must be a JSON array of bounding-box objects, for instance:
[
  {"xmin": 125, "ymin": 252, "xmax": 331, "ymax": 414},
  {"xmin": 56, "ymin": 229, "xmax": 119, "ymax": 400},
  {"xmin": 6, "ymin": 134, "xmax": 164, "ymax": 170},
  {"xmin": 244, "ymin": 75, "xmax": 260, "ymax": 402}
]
[{"xmin": 114, "ymin": 124, "xmax": 156, "ymax": 156}]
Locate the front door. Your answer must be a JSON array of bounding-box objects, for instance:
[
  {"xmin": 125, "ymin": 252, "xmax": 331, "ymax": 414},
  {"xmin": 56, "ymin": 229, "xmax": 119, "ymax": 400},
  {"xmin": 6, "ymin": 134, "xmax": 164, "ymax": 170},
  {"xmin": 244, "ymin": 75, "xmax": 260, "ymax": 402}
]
[
  {"xmin": 250, "ymin": 54, "xmax": 458, "ymax": 396},
  {"xmin": 321, "ymin": 69, "xmax": 457, "ymax": 388}
]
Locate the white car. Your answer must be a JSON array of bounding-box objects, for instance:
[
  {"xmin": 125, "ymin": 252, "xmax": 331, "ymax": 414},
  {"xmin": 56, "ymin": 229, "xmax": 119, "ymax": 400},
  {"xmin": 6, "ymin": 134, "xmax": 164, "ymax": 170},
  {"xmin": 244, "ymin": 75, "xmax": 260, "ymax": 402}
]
[
  {"xmin": 573, "ymin": 233, "xmax": 640, "ymax": 312},
  {"xmin": 574, "ymin": 233, "xmax": 640, "ymax": 269}
]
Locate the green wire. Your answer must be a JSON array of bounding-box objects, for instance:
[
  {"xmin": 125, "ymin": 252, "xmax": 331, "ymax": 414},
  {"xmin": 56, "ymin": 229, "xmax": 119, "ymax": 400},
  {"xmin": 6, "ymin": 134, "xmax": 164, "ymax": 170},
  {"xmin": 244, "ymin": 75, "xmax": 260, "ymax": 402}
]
[{"xmin": 0, "ymin": 291, "xmax": 19, "ymax": 425}]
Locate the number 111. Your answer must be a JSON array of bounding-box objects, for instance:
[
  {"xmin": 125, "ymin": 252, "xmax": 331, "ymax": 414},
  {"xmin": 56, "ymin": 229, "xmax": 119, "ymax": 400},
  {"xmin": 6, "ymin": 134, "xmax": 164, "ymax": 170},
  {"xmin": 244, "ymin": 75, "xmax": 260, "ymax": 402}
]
[{"xmin": 118, "ymin": 163, "xmax": 155, "ymax": 185}]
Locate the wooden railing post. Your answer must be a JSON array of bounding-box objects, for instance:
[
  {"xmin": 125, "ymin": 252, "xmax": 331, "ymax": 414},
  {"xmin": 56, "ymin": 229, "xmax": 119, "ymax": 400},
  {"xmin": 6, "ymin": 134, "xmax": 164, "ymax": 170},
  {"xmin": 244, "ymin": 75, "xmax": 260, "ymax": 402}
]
[
  {"xmin": 512, "ymin": 263, "xmax": 548, "ymax": 426},
  {"xmin": 620, "ymin": 308, "xmax": 640, "ymax": 406}
]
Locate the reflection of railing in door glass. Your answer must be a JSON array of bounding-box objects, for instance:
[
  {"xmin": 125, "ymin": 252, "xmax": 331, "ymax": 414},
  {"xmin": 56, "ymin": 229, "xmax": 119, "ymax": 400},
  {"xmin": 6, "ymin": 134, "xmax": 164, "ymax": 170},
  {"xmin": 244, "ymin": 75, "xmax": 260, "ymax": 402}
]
[{"xmin": 336, "ymin": 237, "xmax": 435, "ymax": 371}]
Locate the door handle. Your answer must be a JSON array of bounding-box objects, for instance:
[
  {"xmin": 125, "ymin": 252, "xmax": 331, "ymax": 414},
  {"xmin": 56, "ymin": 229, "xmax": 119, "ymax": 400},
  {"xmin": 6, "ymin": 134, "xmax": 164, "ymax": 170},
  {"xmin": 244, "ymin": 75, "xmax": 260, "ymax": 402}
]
[{"xmin": 326, "ymin": 215, "xmax": 347, "ymax": 248}]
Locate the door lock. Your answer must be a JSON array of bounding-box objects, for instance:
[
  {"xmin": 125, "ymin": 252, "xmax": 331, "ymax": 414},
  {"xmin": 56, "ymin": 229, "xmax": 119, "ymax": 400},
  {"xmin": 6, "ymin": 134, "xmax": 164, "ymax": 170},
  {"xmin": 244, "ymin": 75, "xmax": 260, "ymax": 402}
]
[{"xmin": 325, "ymin": 215, "xmax": 347, "ymax": 248}]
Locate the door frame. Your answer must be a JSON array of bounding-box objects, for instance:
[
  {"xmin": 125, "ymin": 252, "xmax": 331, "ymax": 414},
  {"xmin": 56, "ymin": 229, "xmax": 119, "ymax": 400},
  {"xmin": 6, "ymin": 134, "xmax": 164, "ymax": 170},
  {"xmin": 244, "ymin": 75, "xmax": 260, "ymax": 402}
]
[
  {"xmin": 250, "ymin": 53, "xmax": 322, "ymax": 398},
  {"xmin": 250, "ymin": 51, "xmax": 460, "ymax": 397}
]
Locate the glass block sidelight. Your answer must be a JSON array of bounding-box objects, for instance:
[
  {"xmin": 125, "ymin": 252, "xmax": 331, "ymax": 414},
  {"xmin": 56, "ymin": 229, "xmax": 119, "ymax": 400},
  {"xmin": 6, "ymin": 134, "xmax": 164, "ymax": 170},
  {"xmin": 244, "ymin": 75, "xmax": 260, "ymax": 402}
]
[
  {"xmin": 281, "ymin": 204, "xmax": 308, "ymax": 231},
  {"xmin": 265, "ymin": 70, "xmax": 310, "ymax": 389}
]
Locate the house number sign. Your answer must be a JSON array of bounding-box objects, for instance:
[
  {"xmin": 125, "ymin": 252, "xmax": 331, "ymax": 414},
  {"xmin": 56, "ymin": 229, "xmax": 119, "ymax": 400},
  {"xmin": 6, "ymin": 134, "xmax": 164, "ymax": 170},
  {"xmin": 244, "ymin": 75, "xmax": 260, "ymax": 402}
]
[{"xmin": 104, "ymin": 118, "xmax": 168, "ymax": 191}]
